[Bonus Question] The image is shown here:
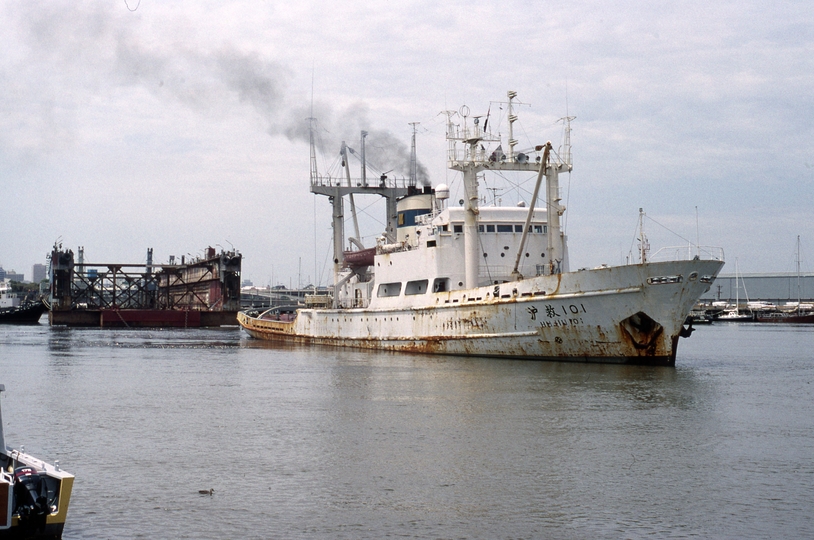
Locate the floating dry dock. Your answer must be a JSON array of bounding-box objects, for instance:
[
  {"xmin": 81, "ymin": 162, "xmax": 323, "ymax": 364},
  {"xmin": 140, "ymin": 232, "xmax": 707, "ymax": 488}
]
[{"xmin": 49, "ymin": 245, "xmax": 241, "ymax": 327}]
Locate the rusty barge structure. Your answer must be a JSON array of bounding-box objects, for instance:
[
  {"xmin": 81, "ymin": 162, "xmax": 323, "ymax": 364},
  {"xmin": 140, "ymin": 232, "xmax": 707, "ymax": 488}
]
[
  {"xmin": 239, "ymin": 92, "xmax": 725, "ymax": 365},
  {"xmin": 49, "ymin": 245, "xmax": 241, "ymax": 327}
]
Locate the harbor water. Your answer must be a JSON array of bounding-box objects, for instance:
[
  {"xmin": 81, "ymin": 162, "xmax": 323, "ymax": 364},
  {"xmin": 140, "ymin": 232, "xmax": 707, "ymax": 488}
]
[{"xmin": 1, "ymin": 320, "xmax": 813, "ymax": 538}]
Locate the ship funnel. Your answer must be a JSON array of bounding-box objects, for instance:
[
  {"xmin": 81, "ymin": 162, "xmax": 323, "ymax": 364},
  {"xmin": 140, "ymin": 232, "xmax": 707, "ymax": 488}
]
[{"xmin": 396, "ymin": 192, "xmax": 433, "ymax": 244}]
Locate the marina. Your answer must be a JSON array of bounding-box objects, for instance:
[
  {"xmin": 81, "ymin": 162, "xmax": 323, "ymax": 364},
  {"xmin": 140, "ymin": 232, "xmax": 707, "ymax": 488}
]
[
  {"xmin": 698, "ymin": 238, "xmax": 814, "ymax": 323},
  {"xmin": 1, "ymin": 322, "xmax": 812, "ymax": 538}
]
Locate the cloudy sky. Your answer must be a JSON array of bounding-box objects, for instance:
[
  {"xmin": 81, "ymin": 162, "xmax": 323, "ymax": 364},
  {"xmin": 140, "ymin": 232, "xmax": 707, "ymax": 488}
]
[{"xmin": 1, "ymin": 0, "xmax": 812, "ymax": 285}]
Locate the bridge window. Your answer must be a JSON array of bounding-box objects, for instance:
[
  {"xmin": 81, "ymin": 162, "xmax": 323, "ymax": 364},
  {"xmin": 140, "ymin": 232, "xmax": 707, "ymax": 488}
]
[
  {"xmin": 453, "ymin": 224, "xmax": 463, "ymax": 233},
  {"xmin": 377, "ymin": 282, "xmax": 402, "ymax": 297},
  {"xmin": 486, "ymin": 224, "xmax": 495, "ymax": 233},
  {"xmin": 405, "ymin": 279, "xmax": 429, "ymax": 295},
  {"xmin": 497, "ymin": 225, "xmax": 513, "ymax": 233},
  {"xmin": 432, "ymin": 278, "xmax": 449, "ymax": 293}
]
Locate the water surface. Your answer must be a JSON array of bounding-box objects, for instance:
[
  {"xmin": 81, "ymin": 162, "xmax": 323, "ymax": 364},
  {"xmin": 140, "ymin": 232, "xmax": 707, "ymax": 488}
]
[{"xmin": 1, "ymin": 321, "xmax": 812, "ymax": 538}]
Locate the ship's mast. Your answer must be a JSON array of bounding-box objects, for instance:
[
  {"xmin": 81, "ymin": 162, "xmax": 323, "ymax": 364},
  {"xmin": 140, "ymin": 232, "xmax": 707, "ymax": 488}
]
[
  {"xmin": 559, "ymin": 115, "xmax": 575, "ymax": 168},
  {"xmin": 638, "ymin": 208, "xmax": 649, "ymax": 263},
  {"xmin": 360, "ymin": 130, "xmax": 368, "ymax": 187},
  {"xmin": 546, "ymin": 155, "xmax": 563, "ymax": 274},
  {"xmin": 409, "ymin": 122, "xmax": 419, "ymax": 186},
  {"xmin": 447, "ymin": 91, "xmax": 573, "ymax": 286},
  {"xmin": 308, "ymin": 117, "xmax": 319, "ymax": 183},
  {"xmin": 507, "ymin": 91, "xmax": 518, "ymax": 162},
  {"xmin": 451, "ymin": 104, "xmax": 486, "ymax": 289}
]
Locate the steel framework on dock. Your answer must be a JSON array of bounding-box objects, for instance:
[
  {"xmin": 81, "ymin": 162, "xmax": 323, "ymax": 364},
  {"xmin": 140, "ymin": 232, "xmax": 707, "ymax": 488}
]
[{"xmin": 49, "ymin": 246, "xmax": 242, "ymax": 313}]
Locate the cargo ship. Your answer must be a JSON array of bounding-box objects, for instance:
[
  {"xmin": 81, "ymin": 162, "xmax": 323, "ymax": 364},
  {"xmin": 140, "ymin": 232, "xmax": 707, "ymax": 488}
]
[{"xmin": 239, "ymin": 92, "xmax": 724, "ymax": 365}]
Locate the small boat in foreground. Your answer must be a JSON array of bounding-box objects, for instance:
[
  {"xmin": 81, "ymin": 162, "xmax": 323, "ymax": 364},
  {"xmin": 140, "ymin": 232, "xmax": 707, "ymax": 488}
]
[{"xmin": 0, "ymin": 385, "xmax": 73, "ymax": 539}]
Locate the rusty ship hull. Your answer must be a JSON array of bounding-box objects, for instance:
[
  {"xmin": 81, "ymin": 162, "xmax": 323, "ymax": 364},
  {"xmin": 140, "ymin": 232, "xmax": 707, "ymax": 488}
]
[{"xmin": 239, "ymin": 259, "xmax": 723, "ymax": 366}]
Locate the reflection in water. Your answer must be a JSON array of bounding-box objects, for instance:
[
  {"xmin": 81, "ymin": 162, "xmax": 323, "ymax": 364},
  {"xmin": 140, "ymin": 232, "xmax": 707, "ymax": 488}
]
[
  {"xmin": 311, "ymin": 351, "xmax": 721, "ymax": 536},
  {"xmin": 48, "ymin": 326, "xmax": 76, "ymax": 356}
]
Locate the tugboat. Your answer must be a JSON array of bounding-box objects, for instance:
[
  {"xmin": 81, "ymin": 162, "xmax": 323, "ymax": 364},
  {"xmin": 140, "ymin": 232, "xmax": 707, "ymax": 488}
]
[
  {"xmin": 0, "ymin": 385, "xmax": 74, "ymax": 539},
  {"xmin": 239, "ymin": 92, "xmax": 725, "ymax": 366},
  {"xmin": 0, "ymin": 282, "xmax": 46, "ymax": 324}
]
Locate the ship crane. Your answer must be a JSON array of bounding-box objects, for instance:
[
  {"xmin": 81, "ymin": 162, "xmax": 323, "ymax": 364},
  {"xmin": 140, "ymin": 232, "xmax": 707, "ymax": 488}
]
[{"xmin": 309, "ymin": 124, "xmax": 411, "ymax": 307}]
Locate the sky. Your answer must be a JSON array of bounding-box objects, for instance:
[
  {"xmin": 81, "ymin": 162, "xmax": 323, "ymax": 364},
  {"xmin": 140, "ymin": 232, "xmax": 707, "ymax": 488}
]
[{"xmin": 1, "ymin": 0, "xmax": 812, "ymax": 286}]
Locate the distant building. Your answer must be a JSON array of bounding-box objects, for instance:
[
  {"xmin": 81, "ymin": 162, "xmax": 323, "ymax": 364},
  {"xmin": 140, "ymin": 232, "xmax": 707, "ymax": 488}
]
[
  {"xmin": 32, "ymin": 263, "xmax": 47, "ymax": 283},
  {"xmin": 0, "ymin": 267, "xmax": 24, "ymax": 282}
]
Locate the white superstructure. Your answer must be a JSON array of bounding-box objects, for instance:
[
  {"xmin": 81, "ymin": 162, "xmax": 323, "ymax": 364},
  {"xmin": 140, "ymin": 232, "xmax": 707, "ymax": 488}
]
[{"xmin": 239, "ymin": 92, "xmax": 725, "ymax": 366}]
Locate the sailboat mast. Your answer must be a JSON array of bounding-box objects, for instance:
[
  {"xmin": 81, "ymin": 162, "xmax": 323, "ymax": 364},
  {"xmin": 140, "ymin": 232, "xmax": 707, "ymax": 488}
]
[
  {"xmin": 797, "ymin": 235, "xmax": 802, "ymax": 306},
  {"xmin": 735, "ymin": 258, "xmax": 740, "ymax": 308}
]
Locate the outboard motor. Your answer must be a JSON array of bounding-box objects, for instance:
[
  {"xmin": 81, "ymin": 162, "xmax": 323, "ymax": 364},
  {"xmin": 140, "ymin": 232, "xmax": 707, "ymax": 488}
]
[{"xmin": 13, "ymin": 467, "xmax": 49, "ymax": 520}]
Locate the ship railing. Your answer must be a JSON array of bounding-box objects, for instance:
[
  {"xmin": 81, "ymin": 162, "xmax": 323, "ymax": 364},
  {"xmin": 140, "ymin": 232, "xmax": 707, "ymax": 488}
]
[
  {"xmin": 311, "ymin": 174, "xmax": 413, "ymax": 190},
  {"xmin": 479, "ymin": 265, "xmax": 514, "ymax": 282},
  {"xmin": 648, "ymin": 245, "xmax": 725, "ymax": 263}
]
